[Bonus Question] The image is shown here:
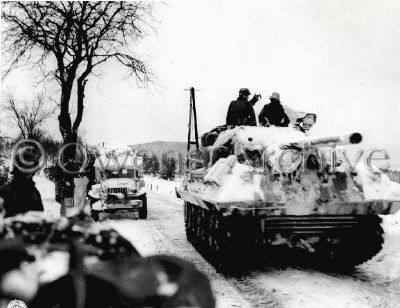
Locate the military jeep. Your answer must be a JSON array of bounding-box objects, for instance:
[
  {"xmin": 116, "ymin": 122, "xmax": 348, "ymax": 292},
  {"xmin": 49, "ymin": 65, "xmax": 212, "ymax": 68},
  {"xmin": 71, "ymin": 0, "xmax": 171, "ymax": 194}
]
[{"xmin": 89, "ymin": 148, "xmax": 147, "ymax": 221}]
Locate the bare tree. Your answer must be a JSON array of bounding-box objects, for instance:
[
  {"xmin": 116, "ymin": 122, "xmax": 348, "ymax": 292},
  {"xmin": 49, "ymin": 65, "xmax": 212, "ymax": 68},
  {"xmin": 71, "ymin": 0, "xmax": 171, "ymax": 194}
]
[
  {"xmin": 3, "ymin": 95, "xmax": 54, "ymax": 140},
  {"xmin": 2, "ymin": 1, "xmax": 154, "ymax": 158}
]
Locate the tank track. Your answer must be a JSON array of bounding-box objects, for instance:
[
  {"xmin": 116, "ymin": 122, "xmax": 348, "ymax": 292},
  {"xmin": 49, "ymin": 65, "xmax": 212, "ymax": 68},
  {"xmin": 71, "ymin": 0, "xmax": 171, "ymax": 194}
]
[{"xmin": 184, "ymin": 202, "xmax": 384, "ymax": 271}]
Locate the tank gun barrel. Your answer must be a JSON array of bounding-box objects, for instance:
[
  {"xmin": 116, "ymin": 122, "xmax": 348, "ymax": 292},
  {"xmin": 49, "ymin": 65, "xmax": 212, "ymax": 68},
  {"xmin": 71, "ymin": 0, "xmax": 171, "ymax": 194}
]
[{"xmin": 301, "ymin": 132, "xmax": 362, "ymax": 147}]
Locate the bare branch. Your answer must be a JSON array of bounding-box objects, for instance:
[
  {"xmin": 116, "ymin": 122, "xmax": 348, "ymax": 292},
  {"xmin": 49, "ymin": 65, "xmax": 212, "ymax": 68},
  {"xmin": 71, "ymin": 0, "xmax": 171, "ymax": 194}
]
[
  {"xmin": 2, "ymin": 1, "xmax": 156, "ymax": 142},
  {"xmin": 2, "ymin": 94, "xmax": 54, "ymax": 140}
]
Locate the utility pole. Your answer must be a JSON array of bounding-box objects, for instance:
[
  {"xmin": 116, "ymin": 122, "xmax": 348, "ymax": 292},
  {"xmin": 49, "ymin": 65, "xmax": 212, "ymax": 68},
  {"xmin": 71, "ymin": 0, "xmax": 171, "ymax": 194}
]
[{"xmin": 185, "ymin": 87, "xmax": 200, "ymax": 168}]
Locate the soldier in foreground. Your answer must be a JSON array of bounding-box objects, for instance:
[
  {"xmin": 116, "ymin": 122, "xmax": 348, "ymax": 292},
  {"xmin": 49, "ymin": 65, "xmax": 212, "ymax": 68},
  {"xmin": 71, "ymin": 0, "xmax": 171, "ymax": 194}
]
[
  {"xmin": 226, "ymin": 88, "xmax": 261, "ymax": 126},
  {"xmin": 0, "ymin": 148, "xmax": 44, "ymax": 218}
]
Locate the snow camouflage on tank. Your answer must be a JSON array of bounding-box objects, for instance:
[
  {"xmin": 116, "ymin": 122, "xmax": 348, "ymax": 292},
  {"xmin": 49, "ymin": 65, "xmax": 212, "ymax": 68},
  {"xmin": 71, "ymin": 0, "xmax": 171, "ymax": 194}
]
[{"xmin": 178, "ymin": 116, "xmax": 400, "ymax": 270}]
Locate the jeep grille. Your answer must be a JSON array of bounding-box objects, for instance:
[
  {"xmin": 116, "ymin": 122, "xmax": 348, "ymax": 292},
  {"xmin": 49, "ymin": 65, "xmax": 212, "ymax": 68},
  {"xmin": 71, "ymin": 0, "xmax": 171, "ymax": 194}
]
[{"xmin": 107, "ymin": 187, "xmax": 128, "ymax": 195}]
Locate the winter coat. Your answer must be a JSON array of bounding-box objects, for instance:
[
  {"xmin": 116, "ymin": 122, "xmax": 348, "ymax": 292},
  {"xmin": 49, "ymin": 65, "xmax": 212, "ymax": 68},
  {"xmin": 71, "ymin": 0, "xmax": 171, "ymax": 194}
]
[
  {"xmin": 0, "ymin": 173, "xmax": 44, "ymax": 218},
  {"xmin": 226, "ymin": 97, "xmax": 257, "ymax": 126},
  {"xmin": 258, "ymin": 99, "xmax": 290, "ymax": 127}
]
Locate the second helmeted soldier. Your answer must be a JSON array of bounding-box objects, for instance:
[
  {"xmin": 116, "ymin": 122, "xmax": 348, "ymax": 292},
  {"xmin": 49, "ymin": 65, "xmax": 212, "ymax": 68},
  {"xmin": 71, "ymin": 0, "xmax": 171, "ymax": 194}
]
[{"xmin": 258, "ymin": 92, "xmax": 290, "ymax": 127}]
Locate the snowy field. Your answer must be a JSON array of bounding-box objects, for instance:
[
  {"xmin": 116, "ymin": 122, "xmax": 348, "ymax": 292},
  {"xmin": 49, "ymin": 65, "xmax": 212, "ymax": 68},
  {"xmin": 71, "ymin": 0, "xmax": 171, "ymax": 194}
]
[{"xmin": 35, "ymin": 175, "xmax": 400, "ymax": 308}]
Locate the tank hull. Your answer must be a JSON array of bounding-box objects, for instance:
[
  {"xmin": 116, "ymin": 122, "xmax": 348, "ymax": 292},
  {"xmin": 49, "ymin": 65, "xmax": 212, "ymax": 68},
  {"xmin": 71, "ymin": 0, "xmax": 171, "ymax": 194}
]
[
  {"xmin": 183, "ymin": 201, "xmax": 384, "ymax": 271},
  {"xmin": 179, "ymin": 189, "xmax": 400, "ymax": 216}
]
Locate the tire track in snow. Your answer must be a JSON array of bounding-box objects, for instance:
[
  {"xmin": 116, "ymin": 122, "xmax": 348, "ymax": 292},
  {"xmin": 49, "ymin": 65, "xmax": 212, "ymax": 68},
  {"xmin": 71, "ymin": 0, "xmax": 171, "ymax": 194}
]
[{"xmin": 248, "ymin": 267, "xmax": 398, "ymax": 308}]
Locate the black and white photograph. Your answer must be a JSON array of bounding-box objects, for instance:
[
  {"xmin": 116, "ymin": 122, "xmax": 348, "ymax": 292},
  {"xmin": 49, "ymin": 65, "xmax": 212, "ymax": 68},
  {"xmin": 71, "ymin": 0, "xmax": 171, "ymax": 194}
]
[{"xmin": 1, "ymin": 1, "xmax": 400, "ymax": 307}]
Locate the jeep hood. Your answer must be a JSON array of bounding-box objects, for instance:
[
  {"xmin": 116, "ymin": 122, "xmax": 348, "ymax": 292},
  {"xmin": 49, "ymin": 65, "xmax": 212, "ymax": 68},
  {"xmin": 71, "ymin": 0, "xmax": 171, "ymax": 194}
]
[{"xmin": 101, "ymin": 178, "xmax": 137, "ymax": 188}]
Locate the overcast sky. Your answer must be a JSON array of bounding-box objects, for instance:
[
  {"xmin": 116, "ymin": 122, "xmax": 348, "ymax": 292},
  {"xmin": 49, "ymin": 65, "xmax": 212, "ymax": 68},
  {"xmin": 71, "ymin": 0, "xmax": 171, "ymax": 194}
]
[{"xmin": 2, "ymin": 0, "xmax": 400, "ymax": 166}]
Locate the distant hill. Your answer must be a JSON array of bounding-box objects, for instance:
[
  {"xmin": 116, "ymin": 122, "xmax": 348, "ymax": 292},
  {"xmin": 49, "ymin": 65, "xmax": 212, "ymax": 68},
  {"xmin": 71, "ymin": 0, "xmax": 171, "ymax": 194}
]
[{"xmin": 130, "ymin": 141, "xmax": 187, "ymax": 157}]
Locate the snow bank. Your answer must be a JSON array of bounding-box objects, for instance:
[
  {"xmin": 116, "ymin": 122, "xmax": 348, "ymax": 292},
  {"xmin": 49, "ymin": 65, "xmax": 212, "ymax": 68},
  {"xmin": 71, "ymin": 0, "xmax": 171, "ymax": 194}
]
[
  {"xmin": 144, "ymin": 175, "xmax": 182, "ymax": 195},
  {"xmin": 34, "ymin": 174, "xmax": 61, "ymax": 218}
]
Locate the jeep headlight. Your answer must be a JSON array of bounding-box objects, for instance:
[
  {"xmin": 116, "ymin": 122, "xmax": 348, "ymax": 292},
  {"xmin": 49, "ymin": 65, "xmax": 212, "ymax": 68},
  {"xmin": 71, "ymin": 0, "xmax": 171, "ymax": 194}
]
[
  {"xmin": 127, "ymin": 187, "xmax": 137, "ymax": 195},
  {"xmin": 100, "ymin": 189, "xmax": 108, "ymax": 201}
]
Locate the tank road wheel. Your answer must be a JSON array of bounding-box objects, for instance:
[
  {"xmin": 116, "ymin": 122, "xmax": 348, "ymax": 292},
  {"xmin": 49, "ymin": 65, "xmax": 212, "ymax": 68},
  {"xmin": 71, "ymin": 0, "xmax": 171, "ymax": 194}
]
[
  {"xmin": 190, "ymin": 205, "xmax": 199, "ymax": 246},
  {"xmin": 320, "ymin": 216, "xmax": 384, "ymax": 270},
  {"xmin": 206, "ymin": 214, "xmax": 217, "ymax": 256},
  {"xmin": 207, "ymin": 214, "xmax": 236, "ymax": 272},
  {"xmin": 184, "ymin": 202, "xmax": 195, "ymax": 243},
  {"xmin": 208, "ymin": 214, "xmax": 224, "ymax": 269},
  {"xmin": 138, "ymin": 194, "xmax": 148, "ymax": 219},
  {"xmin": 198, "ymin": 208, "xmax": 210, "ymax": 251},
  {"xmin": 190, "ymin": 203, "xmax": 200, "ymax": 244},
  {"xmin": 184, "ymin": 202, "xmax": 190, "ymax": 241},
  {"xmin": 193, "ymin": 206, "xmax": 208, "ymax": 249},
  {"xmin": 185, "ymin": 204, "xmax": 238, "ymax": 272}
]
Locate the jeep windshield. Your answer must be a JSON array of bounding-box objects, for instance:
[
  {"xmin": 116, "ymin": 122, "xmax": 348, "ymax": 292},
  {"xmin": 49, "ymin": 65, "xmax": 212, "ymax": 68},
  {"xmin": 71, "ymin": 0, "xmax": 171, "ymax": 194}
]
[{"xmin": 104, "ymin": 169, "xmax": 137, "ymax": 179}]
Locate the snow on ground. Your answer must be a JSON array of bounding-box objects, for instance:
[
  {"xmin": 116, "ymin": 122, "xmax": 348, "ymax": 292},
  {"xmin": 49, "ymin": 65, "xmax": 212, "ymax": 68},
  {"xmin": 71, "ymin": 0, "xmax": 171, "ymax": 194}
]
[
  {"xmin": 35, "ymin": 174, "xmax": 400, "ymax": 307},
  {"xmin": 34, "ymin": 172, "xmax": 60, "ymax": 218},
  {"xmin": 109, "ymin": 192, "xmax": 258, "ymax": 308},
  {"xmin": 144, "ymin": 175, "xmax": 181, "ymax": 195}
]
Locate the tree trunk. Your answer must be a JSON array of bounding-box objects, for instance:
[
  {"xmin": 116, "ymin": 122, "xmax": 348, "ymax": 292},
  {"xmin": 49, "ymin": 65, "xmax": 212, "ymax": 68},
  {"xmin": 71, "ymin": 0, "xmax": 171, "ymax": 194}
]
[
  {"xmin": 57, "ymin": 76, "xmax": 89, "ymax": 215},
  {"xmin": 57, "ymin": 83, "xmax": 78, "ymax": 215},
  {"xmin": 73, "ymin": 78, "xmax": 86, "ymax": 133}
]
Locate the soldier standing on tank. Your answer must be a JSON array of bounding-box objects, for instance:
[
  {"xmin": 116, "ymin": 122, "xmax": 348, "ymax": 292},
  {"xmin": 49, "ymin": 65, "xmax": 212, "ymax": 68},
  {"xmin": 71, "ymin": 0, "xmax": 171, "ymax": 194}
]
[
  {"xmin": 226, "ymin": 88, "xmax": 261, "ymax": 126},
  {"xmin": 258, "ymin": 92, "xmax": 290, "ymax": 127}
]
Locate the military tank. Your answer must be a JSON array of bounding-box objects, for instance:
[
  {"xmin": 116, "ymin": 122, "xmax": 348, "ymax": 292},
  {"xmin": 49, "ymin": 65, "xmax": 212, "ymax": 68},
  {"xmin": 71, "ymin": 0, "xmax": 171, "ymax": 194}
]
[{"xmin": 177, "ymin": 114, "xmax": 400, "ymax": 270}]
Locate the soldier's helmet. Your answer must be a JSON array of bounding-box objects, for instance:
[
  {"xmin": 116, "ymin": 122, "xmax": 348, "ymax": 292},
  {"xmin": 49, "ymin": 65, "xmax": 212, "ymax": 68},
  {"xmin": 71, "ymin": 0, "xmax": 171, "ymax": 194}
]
[
  {"xmin": 239, "ymin": 88, "xmax": 251, "ymax": 96},
  {"xmin": 270, "ymin": 92, "xmax": 280, "ymax": 100}
]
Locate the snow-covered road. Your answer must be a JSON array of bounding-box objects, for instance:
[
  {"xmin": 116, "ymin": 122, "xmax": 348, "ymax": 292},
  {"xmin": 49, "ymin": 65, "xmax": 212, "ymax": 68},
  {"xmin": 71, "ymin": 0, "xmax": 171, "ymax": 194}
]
[
  {"xmin": 109, "ymin": 192, "xmax": 258, "ymax": 308},
  {"xmin": 110, "ymin": 190, "xmax": 400, "ymax": 308},
  {"xmin": 35, "ymin": 175, "xmax": 400, "ymax": 307}
]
